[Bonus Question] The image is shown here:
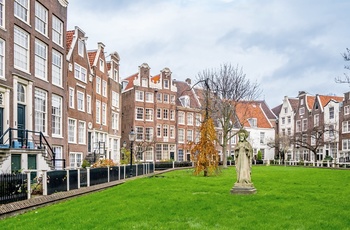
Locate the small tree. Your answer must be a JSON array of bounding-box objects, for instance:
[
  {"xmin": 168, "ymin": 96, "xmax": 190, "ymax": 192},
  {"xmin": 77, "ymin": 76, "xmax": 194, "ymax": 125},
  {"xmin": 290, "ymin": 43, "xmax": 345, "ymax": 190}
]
[
  {"xmin": 335, "ymin": 48, "xmax": 350, "ymax": 84},
  {"xmin": 120, "ymin": 147, "xmax": 134, "ymax": 165},
  {"xmin": 191, "ymin": 117, "xmax": 219, "ymax": 176}
]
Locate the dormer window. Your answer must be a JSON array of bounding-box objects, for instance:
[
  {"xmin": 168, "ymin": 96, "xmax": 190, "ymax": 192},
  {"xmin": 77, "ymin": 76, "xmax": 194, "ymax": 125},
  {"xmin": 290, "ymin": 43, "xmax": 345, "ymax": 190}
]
[
  {"xmin": 248, "ymin": 118, "xmax": 257, "ymax": 128},
  {"xmin": 179, "ymin": 96, "xmax": 190, "ymax": 107}
]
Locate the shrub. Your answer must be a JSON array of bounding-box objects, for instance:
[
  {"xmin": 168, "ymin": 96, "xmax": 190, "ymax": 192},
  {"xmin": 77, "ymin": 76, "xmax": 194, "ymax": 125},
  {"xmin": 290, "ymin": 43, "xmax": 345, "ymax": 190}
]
[{"xmin": 92, "ymin": 159, "xmax": 116, "ymax": 168}]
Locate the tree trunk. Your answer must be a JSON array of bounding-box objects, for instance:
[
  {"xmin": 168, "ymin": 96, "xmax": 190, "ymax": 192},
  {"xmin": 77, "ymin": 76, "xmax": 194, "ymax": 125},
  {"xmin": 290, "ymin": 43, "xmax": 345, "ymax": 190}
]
[{"xmin": 222, "ymin": 144, "xmax": 228, "ymax": 168}]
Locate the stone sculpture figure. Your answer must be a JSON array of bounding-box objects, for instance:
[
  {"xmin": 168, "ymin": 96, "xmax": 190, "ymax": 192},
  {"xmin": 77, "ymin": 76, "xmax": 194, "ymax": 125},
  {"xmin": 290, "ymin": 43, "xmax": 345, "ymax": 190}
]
[{"xmin": 231, "ymin": 129, "xmax": 256, "ymax": 194}]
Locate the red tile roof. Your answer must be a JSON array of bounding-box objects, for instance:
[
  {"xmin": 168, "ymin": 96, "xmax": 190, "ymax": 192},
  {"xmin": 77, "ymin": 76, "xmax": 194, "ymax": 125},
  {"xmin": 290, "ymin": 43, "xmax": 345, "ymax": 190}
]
[
  {"xmin": 123, "ymin": 73, "xmax": 138, "ymax": 91},
  {"xmin": 306, "ymin": 95, "xmax": 315, "ymax": 110},
  {"xmin": 107, "ymin": 62, "xmax": 111, "ymax": 71},
  {"xmin": 151, "ymin": 74, "xmax": 160, "ymax": 83},
  {"xmin": 236, "ymin": 102, "xmax": 272, "ymax": 129},
  {"xmin": 88, "ymin": 50, "xmax": 97, "ymax": 67},
  {"xmin": 288, "ymin": 98, "xmax": 299, "ymax": 111},
  {"xmin": 175, "ymin": 81, "xmax": 201, "ymax": 109},
  {"xmin": 318, "ymin": 95, "xmax": 343, "ymax": 107},
  {"xmin": 66, "ymin": 30, "xmax": 74, "ymax": 54}
]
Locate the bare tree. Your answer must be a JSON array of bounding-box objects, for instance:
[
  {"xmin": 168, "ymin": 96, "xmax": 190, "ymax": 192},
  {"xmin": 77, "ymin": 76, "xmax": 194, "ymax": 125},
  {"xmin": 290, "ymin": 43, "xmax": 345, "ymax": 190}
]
[
  {"xmin": 267, "ymin": 135, "xmax": 292, "ymax": 163},
  {"xmin": 197, "ymin": 63, "xmax": 261, "ymax": 168},
  {"xmin": 335, "ymin": 48, "xmax": 350, "ymax": 84}
]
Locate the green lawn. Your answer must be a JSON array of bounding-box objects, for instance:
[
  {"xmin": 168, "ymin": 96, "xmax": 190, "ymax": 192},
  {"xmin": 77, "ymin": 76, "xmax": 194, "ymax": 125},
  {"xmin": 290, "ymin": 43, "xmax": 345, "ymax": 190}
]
[{"xmin": 1, "ymin": 166, "xmax": 350, "ymax": 230}]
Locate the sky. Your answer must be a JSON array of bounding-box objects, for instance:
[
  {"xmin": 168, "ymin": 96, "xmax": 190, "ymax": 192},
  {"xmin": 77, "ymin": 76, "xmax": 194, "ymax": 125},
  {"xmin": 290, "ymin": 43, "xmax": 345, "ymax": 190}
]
[{"xmin": 67, "ymin": 0, "xmax": 350, "ymax": 108}]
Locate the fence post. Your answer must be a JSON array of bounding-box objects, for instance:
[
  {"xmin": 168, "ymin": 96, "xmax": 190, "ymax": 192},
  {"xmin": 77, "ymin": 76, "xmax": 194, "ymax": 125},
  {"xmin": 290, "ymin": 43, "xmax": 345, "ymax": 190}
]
[
  {"xmin": 136, "ymin": 164, "xmax": 138, "ymax": 176},
  {"xmin": 77, "ymin": 168, "xmax": 81, "ymax": 189},
  {"xmin": 42, "ymin": 170, "xmax": 47, "ymax": 196},
  {"xmin": 87, "ymin": 167, "xmax": 90, "ymax": 187},
  {"xmin": 66, "ymin": 169, "xmax": 70, "ymax": 191},
  {"xmin": 25, "ymin": 171, "xmax": 31, "ymax": 200},
  {"xmin": 107, "ymin": 166, "xmax": 110, "ymax": 183},
  {"xmin": 118, "ymin": 165, "xmax": 120, "ymax": 181},
  {"xmin": 124, "ymin": 165, "xmax": 126, "ymax": 179}
]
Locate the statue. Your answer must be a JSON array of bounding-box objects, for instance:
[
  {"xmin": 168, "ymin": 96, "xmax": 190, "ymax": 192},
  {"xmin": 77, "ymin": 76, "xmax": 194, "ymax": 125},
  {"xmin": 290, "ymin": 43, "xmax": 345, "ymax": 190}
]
[{"xmin": 231, "ymin": 129, "xmax": 256, "ymax": 194}]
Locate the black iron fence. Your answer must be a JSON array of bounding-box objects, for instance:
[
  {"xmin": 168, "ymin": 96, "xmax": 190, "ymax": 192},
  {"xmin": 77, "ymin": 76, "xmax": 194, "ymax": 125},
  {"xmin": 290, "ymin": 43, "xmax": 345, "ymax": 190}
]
[
  {"xmin": 0, "ymin": 173, "xmax": 27, "ymax": 204},
  {"xmin": 155, "ymin": 161, "xmax": 193, "ymax": 170}
]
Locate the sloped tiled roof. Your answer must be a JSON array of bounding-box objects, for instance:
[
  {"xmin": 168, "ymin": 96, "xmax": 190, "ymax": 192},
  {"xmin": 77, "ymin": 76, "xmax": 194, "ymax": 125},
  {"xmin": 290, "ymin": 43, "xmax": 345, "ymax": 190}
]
[
  {"xmin": 253, "ymin": 100, "xmax": 276, "ymax": 120},
  {"xmin": 87, "ymin": 50, "xmax": 97, "ymax": 67},
  {"xmin": 175, "ymin": 81, "xmax": 201, "ymax": 109},
  {"xmin": 151, "ymin": 74, "xmax": 160, "ymax": 83},
  {"xmin": 66, "ymin": 30, "xmax": 74, "ymax": 54},
  {"xmin": 236, "ymin": 102, "xmax": 273, "ymax": 129},
  {"xmin": 107, "ymin": 62, "xmax": 111, "ymax": 71},
  {"xmin": 288, "ymin": 98, "xmax": 299, "ymax": 111},
  {"xmin": 318, "ymin": 95, "xmax": 343, "ymax": 107},
  {"xmin": 272, "ymin": 104, "xmax": 282, "ymax": 117},
  {"xmin": 123, "ymin": 73, "xmax": 138, "ymax": 91},
  {"xmin": 306, "ymin": 95, "xmax": 315, "ymax": 110}
]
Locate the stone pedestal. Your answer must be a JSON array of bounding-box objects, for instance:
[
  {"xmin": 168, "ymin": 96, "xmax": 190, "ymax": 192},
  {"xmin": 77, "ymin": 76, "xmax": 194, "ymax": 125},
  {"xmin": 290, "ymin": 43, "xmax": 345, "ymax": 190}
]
[{"xmin": 230, "ymin": 183, "xmax": 257, "ymax": 195}]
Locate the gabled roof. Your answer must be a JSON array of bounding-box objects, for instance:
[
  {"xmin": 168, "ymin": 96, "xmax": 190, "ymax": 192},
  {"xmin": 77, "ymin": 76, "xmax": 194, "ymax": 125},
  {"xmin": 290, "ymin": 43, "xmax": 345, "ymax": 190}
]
[
  {"xmin": 123, "ymin": 73, "xmax": 138, "ymax": 91},
  {"xmin": 175, "ymin": 81, "xmax": 201, "ymax": 109},
  {"xmin": 87, "ymin": 50, "xmax": 97, "ymax": 67},
  {"xmin": 107, "ymin": 62, "xmax": 111, "ymax": 71},
  {"xmin": 236, "ymin": 102, "xmax": 273, "ymax": 129},
  {"xmin": 306, "ymin": 95, "xmax": 315, "ymax": 110},
  {"xmin": 253, "ymin": 100, "xmax": 276, "ymax": 120},
  {"xmin": 288, "ymin": 98, "xmax": 299, "ymax": 111},
  {"xmin": 272, "ymin": 104, "xmax": 282, "ymax": 117},
  {"xmin": 66, "ymin": 30, "xmax": 74, "ymax": 54},
  {"xmin": 318, "ymin": 95, "xmax": 343, "ymax": 107},
  {"xmin": 151, "ymin": 74, "xmax": 160, "ymax": 83}
]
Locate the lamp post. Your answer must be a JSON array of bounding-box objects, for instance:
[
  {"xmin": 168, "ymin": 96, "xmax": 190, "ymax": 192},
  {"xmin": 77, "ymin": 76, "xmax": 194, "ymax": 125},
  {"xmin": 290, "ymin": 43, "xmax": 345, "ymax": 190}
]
[{"xmin": 129, "ymin": 129, "xmax": 136, "ymax": 178}]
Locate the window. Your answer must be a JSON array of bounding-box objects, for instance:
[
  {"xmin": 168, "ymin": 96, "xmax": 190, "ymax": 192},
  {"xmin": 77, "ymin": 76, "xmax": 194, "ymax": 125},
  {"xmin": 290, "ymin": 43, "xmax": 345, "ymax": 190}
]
[
  {"xmin": 96, "ymin": 100, "xmax": 101, "ymax": 123},
  {"xmin": 296, "ymin": 120, "xmax": 301, "ymax": 132},
  {"xmin": 287, "ymin": 116, "xmax": 291, "ymax": 124},
  {"xmin": 69, "ymin": 88, "xmax": 74, "ymax": 108},
  {"xmin": 314, "ymin": 114, "xmax": 319, "ymax": 127},
  {"xmin": 284, "ymin": 107, "xmax": 288, "ymax": 113},
  {"xmin": 74, "ymin": 63, "xmax": 87, "ymax": 82},
  {"xmin": 156, "ymin": 93, "xmax": 162, "ymax": 102},
  {"xmin": 0, "ymin": 39, "xmax": 4, "ymax": 78},
  {"xmin": 157, "ymin": 108, "xmax": 162, "ymax": 119},
  {"xmin": 163, "ymin": 94, "xmax": 169, "ymax": 103},
  {"xmin": 35, "ymin": 39, "xmax": 47, "ymax": 80},
  {"xmin": 145, "ymin": 92, "xmax": 153, "ymax": 102},
  {"xmin": 68, "ymin": 119, "xmax": 77, "ymax": 143},
  {"xmin": 170, "ymin": 126, "xmax": 175, "ymax": 139},
  {"xmin": 178, "ymin": 129, "xmax": 184, "ymax": 143},
  {"xmin": 17, "ymin": 83, "xmax": 26, "ymax": 103},
  {"xmin": 136, "ymin": 127, "xmax": 144, "ymax": 141},
  {"xmin": 52, "ymin": 16, "xmax": 63, "ymax": 46},
  {"xmin": 136, "ymin": 90, "xmax": 144, "ymax": 101},
  {"xmin": 329, "ymin": 125, "xmax": 335, "ymax": 138},
  {"xmin": 329, "ymin": 107, "xmax": 334, "ymax": 119},
  {"xmin": 260, "ymin": 132, "xmax": 265, "ymax": 144},
  {"xmin": 0, "ymin": 0, "xmax": 4, "ymax": 28},
  {"xmin": 156, "ymin": 144, "xmax": 162, "ymax": 161},
  {"xmin": 287, "ymin": 128, "xmax": 291, "ymax": 136},
  {"xmin": 14, "ymin": 26, "xmax": 29, "ymax": 71},
  {"xmin": 145, "ymin": 127, "xmax": 153, "ymax": 141},
  {"xmin": 187, "ymin": 130, "xmax": 193, "ymax": 142},
  {"xmin": 163, "ymin": 125, "xmax": 168, "ymax": 137},
  {"xmin": 14, "ymin": 0, "xmax": 29, "ymax": 23},
  {"xmin": 142, "ymin": 78, "xmax": 148, "ymax": 87},
  {"xmin": 52, "ymin": 146, "xmax": 63, "ymax": 169},
  {"xmin": 302, "ymin": 119, "xmax": 308, "ymax": 131},
  {"xmin": 112, "ymin": 91, "xmax": 119, "ymax": 107},
  {"xmin": 281, "ymin": 117, "xmax": 285, "ymax": 125},
  {"xmin": 342, "ymin": 121, "xmax": 350, "ymax": 133},
  {"xmin": 157, "ymin": 125, "xmax": 162, "ymax": 137},
  {"xmin": 87, "ymin": 95, "xmax": 91, "ymax": 114},
  {"xmin": 342, "ymin": 139, "xmax": 350, "ymax": 150},
  {"xmin": 52, "ymin": 50, "xmax": 62, "ymax": 86},
  {"xmin": 113, "ymin": 69, "xmax": 119, "ymax": 81},
  {"xmin": 164, "ymin": 79, "xmax": 169, "ymax": 88},
  {"xmin": 35, "ymin": 2, "xmax": 47, "ymax": 35},
  {"xmin": 163, "ymin": 109, "xmax": 168, "ymax": 120},
  {"xmin": 299, "ymin": 107, "xmax": 305, "ymax": 115},
  {"xmin": 179, "ymin": 96, "xmax": 190, "ymax": 107},
  {"xmin": 300, "ymin": 99, "xmax": 304, "ymax": 105},
  {"xmin": 248, "ymin": 118, "xmax": 257, "ymax": 128},
  {"xmin": 78, "ymin": 39, "xmax": 84, "ymax": 57},
  {"xmin": 78, "ymin": 121, "xmax": 86, "ymax": 144},
  {"xmin": 102, "ymin": 80, "xmax": 107, "ymax": 97},
  {"xmin": 99, "ymin": 59, "xmax": 104, "ymax": 72},
  {"xmin": 35, "ymin": 89, "xmax": 47, "ymax": 133},
  {"xmin": 171, "ymin": 95, "xmax": 175, "ymax": 104},
  {"xmin": 178, "ymin": 150, "xmax": 184, "ymax": 162},
  {"xmin": 187, "ymin": 113, "xmax": 193, "ymax": 125},
  {"xmin": 178, "ymin": 112, "xmax": 185, "ymax": 124},
  {"xmin": 136, "ymin": 108, "xmax": 144, "ymax": 120},
  {"xmin": 196, "ymin": 114, "xmax": 201, "ymax": 126},
  {"xmin": 311, "ymin": 135, "xmax": 316, "ymax": 146},
  {"xmin": 282, "ymin": 129, "xmax": 285, "ymax": 136},
  {"xmin": 96, "ymin": 77, "xmax": 101, "ymax": 94},
  {"xmin": 77, "ymin": 91, "xmax": 85, "ymax": 111},
  {"xmin": 170, "ymin": 110, "xmax": 175, "ymax": 120},
  {"xmin": 112, "ymin": 113, "xmax": 118, "ymax": 130},
  {"xmin": 52, "ymin": 94, "xmax": 62, "ymax": 136},
  {"xmin": 69, "ymin": 152, "xmax": 82, "ymax": 168},
  {"xmin": 102, "ymin": 103, "xmax": 106, "ymax": 125},
  {"xmin": 145, "ymin": 108, "xmax": 153, "ymax": 121}
]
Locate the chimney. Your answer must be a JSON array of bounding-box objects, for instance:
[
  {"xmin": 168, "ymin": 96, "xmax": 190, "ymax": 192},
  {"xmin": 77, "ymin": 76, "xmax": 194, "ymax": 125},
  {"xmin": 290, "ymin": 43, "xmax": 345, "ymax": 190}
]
[{"xmin": 185, "ymin": 78, "xmax": 191, "ymax": 85}]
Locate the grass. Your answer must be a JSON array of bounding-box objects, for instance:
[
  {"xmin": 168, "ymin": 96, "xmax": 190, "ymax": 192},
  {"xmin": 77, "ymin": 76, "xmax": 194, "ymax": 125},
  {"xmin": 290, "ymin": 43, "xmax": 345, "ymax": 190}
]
[{"xmin": 1, "ymin": 166, "xmax": 350, "ymax": 230}]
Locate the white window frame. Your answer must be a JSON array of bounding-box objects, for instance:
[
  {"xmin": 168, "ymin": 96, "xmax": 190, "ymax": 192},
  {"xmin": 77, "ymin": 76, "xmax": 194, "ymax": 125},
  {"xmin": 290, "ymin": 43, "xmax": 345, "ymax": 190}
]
[
  {"xmin": 35, "ymin": 1, "xmax": 48, "ymax": 36},
  {"xmin": 0, "ymin": 0, "xmax": 5, "ymax": 29},
  {"xmin": 74, "ymin": 63, "xmax": 87, "ymax": 83},
  {"xmin": 145, "ymin": 127, "xmax": 153, "ymax": 141},
  {"xmin": 170, "ymin": 110, "xmax": 175, "ymax": 121},
  {"xmin": 96, "ymin": 100, "xmax": 101, "ymax": 124},
  {"xmin": 136, "ymin": 107, "xmax": 144, "ymax": 120},
  {"xmin": 52, "ymin": 94, "xmax": 62, "ymax": 137},
  {"xmin": 112, "ymin": 112, "xmax": 118, "ymax": 130},
  {"xmin": 187, "ymin": 113, "xmax": 194, "ymax": 126},
  {"xmin": 296, "ymin": 120, "xmax": 301, "ymax": 132},
  {"xmin": 69, "ymin": 87, "xmax": 74, "ymax": 108},
  {"xmin": 178, "ymin": 129, "xmax": 184, "ymax": 143},
  {"xmin": 52, "ymin": 50, "xmax": 62, "ymax": 87},
  {"xmin": 68, "ymin": 118, "xmax": 77, "ymax": 143},
  {"xmin": 112, "ymin": 91, "xmax": 119, "ymax": 107},
  {"xmin": 145, "ymin": 92, "xmax": 154, "ymax": 103},
  {"xmin": 178, "ymin": 111, "xmax": 185, "ymax": 124},
  {"xmin": 69, "ymin": 152, "xmax": 82, "ymax": 168},
  {"xmin": 102, "ymin": 103, "xmax": 107, "ymax": 125},
  {"xmin": 78, "ymin": 39, "xmax": 84, "ymax": 57},
  {"xmin": 136, "ymin": 90, "xmax": 144, "ymax": 102},
  {"xmin": 78, "ymin": 121, "xmax": 86, "ymax": 144},
  {"xmin": 163, "ymin": 109, "xmax": 168, "ymax": 120},
  {"xmin": 157, "ymin": 108, "xmax": 162, "ymax": 119},
  {"xmin": 164, "ymin": 79, "xmax": 169, "ymax": 89},
  {"xmin": 136, "ymin": 127, "xmax": 144, "ymax": 141},
  {"xmin": 14, "ymin": 26, "xmax": 29, "ymax": 72},
  {"xmin": 187, "ymin": 129, "xmax": 193, "ymax": 142},
  {"xmin": 342, "ymin": 121, "xmax": 350, "ymax": 133},
  {"xmin": 163, "ymin": 94, "xmax": 169, "ymax": 103},
  {"xmin": 145, "ymin": 108, "xmax": 153, "ymax": 121},
  {"xmin": 102, "ymin": 80, "xmax": 107, "ymax": 97},
  {"xmin": 35, "ymin": 88, "xmax": 47, "ymax": 134},
  {"xmin": 34, "ymin": 39, "xmax": 47, "ymax": 80},
  {"xmin": 52, "ymin": 146, "xmax": 63, "ymax": 169},
  {"xmin": 96, "ymin": 76, "xmax": 101, "ymax": 94},
  {"xmin": 99, "ymin": 58, "xmax": 104, "ymax": 72},
  {"xmin": 196, "ymin": 114, "xmax": 201, "ymax": 126},
  {"xmin": 170, "ymin": 126, "xmax": 175, "ymax": 139},
  {"xmin": 77, "ymin": 91, "xmax": 85, "ymax": 112},
  {"xmin": 0, "ymin": 39, "xmax": 4, "ymax": 78},
  {"xmin": 87, "ymin": 94, "xmax": 91, "ymax": 114},
  {"xmin": 314, "ymin": 114, "xmax": 319, "ymax": 127},
  {"xmin": 52, "ymin": 15, "xmax": 63, "ymax": 46},
  {"xmin": 14, "ymin": 0, "xmax": 29, "ymax": 23},
  {"xmin": 157, "ymin": 124, "xmax": 162, "ymax": 137}
]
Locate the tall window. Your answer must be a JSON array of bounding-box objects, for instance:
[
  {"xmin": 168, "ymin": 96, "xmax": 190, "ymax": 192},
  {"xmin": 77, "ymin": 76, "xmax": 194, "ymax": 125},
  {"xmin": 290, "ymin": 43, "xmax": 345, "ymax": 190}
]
[
  {"xmin": 14, "ymin": 0, "xmax": 29, "ymax": 23},
  {"xmin": 299, "ymin": 107, "xmax": 305, "ymax": 115},
  {"xmin": 52, "ymin": 16, "xmax": 63, "ymax": 46},
  {"xmin": 302, "ymin": 119, "xmax": 308, "ymax": 131},
  {"xmin": 35, "ymin": 89, "xmax": 47, "ymax": 133},
  {"xmin": 157, "ymin": 108, "xmax": 162, "ymax": 119},
  {"xmin": 99, "ymin": 59, "xmax": 104, "ymax": 72},
  {"xmin": 145, "ymin": 92, "xmax": 153, "ymax": 102},
  {"xmin": 342, "ymin": 121, "xmax": 350, "ymax": 133},
  {"xmin": 52, "ymin": 146, "xmax": 63, "ymax": 169},
  {"xmin": 187, "ymin": 113, "xmax": 193, "ymax": 125},
  {"xmin": 156, "ymin": 93, "xmax": 162, "ymax": 102},
  {"xmin": 74, "ymin": 63, "xmax": 87, "ymax": 82},
  {"xmin": 52, "ymin": 50, "xmax": 62, "ymax": 86},
  {"xmin": 96, "ymin": 100, "xmax": 101, "ymax": 123},
  {"xmin": 78, "ymin": 121, "xmax": 86, "ymax": 144},
  {"xmin": 35, "ymin": 1, "xmax": 47, "ymax": 35},
  {"xmin": 102, "ymin": 80, "xmax": 107, "ymax": 97},
  {"xmin": 296, "ymin": 120, "xmax": 301, "ymax": 132},
  {"xmin": 178, "ymin": 112, "xmax": 185, "ymax": 124},
  {"xmin": 163, "ymin": 94, "xmax": 169, "ymax": 103},
  {"xmin": 52, "ymin": 94, "xmax": 62, "ymax": 136},
  {"xmin": 145, "ymin": 127, "xmax": 153, "ymax": 141},
  {"xmin": 102, "ymin": 103, "xmax": 106, "ymax": 125},
  {"xmin": 145, "ymin": 108, "xmax": 153, "ymax": 121},
  {"xmin": 78, "ymin": 39, "xmax": 84, "ymax": 57},
  {"xmin": 14, "ymin": 26, "xmax": 29, "ymax": 71},
  {"xmin": 260, "ymin": 132, "xmax": 265, "ymax": 144},
  {"xmin": 136, "ymin": 127, "xmax": 143, "ymax": 141},
  {"xmin": 77, "ymin": 91, "xmax": 84, "ymax": 111},
  {"xmin": 170, "ymin": 126, "xmax": 175, "ymax": 139},
  {"xmin": 136, "ymin": 90, "xmax": 144, "ymax": 101},
  {"xmin": 0, "ymin": 0, "xmax": 4, "ymax": 28},
  {"xmin": 112, "ymin": 113, "xmax": 118, "ymax": 130},
  {"xmin": 0, "ymin": 39, "xmax": 4, "ymax": 78},
  {"xmin": 157, "ymin": 125, "xmax": 162, "ymax": 137},
  {"xmin": 17, "ymin": 83, "xmax": 25, "ymax": 103},
  {"xmin": 170, "ymin": 110, "xmax": 175, "ymax": 120},
  {"xmin": 68, "ymin": 119, "xmax": 76, "ymax": 143},
  {"xmin": 35, "ymin": 39, "xmax": 47, "ymax": 80},
  {"xmin": 112, "ymin": 91, "xmax": 119, "ymax": 107},
  {"xmin": 314, "ymin": 114, "xmax": 319, "ymax": 127},
  {"xmin": 136, "ymin": 108, "xmax": 144, "ymax": 120},
  {"xmin": 196, "ymin": 114, "xmax": 201, "ymax": 126},
  {"xmin": 163, "ymin": 125, "xmax": 168, "ymax": 137},
  {"xmin": 163, "ymin": 109, "xmax": 168, "ymax": 120},
  {"xmin": 164, "ymin": 79, "xmax": 169, "ymax": 88},
  {"xmin": 178, "ymin": 129, "xmax": 184, "ymax": 143},
  {"xmin": 96, "ymin": 77, "xmax": 101, "ymax": 94},
  {"xmin": 69, "ymin": 88, "xmax": 74, "ymax": 108},
  {"xmin": 87, "ymin": 95, "xmax": 91, "ymax": 114},
  {"xmin": 329, "ymin": 107, "xmax": 334, "ymax": 119},
  {"xmin": 187, "ymin": 130, "xmax": 193, "ymax": 142}
]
